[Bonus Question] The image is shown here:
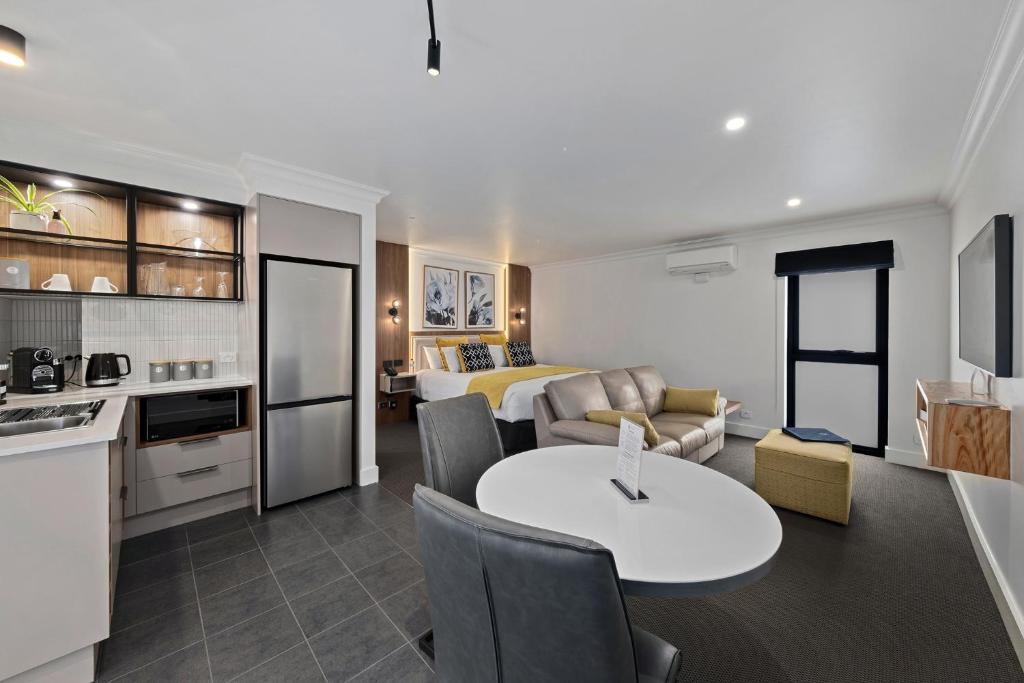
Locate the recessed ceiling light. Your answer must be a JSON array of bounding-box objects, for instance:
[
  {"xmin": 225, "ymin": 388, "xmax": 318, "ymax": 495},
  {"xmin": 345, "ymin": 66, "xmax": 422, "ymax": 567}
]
[
  {"xmin": 182, "ymin": 200, "xmax": 200, "ymax": 211},
  {"xmin": 52, "ymin": 178, "xmax": 74, "ymax": 188},
  {"xmin": 787, "ymin": 197, "xmax": 802, "ymax": 208},
  {"xmin": 0, "ymin": 26, "xmax": 26, "ymax": 68},
  {"xmin": 724, "ymin": 116, "xmax": 747, "ymax": 132}
]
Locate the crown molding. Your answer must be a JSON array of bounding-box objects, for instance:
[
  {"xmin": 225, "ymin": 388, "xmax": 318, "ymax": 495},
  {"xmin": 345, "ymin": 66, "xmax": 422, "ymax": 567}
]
[
  {"xmin": 939, "ymin": 0, "xmax": 1024, "ymax": 206},
  {"xmin": 238, "ymin": 154, "xmax": 389, "ymax": 212},
  {"xmin": 530, "ymin": 203, "xmax": 947, "ymax": 271}
]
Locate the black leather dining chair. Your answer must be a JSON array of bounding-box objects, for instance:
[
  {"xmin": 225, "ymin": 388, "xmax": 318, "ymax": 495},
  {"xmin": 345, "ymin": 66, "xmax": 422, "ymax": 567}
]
[
  {"xmin": 416, "ymin": 393, "xmax": 505, "ymax": 507},
  {"xmin": 413, "ymin": 484, "xmax": 682, "ymax": 683}
]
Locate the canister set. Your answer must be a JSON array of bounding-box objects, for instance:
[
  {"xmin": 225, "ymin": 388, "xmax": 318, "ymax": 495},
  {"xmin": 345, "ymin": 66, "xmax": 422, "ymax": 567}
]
[{"xmin": 149, "ymin": 359, "xmax": 214, "ymax": 383}]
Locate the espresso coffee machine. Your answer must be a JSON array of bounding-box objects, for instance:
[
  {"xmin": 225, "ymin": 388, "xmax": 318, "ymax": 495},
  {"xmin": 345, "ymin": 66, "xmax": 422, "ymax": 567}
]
[{"xmin": 8, "ymin": 347, "xmax": 65, "ymax": 394}]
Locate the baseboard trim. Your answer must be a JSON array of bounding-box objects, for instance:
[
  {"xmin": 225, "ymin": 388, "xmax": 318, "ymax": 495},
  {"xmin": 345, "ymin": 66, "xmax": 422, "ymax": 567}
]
[
  {"xmin": 725, "ymin": 422, "xmax": 771, "ymax": 439},
  {"xmin": 884, "ymin": 446, "xmax": 945, "ymax": 472},
  {"xmin": 948, "ymin": 471, "xmax": 1024, "ymax": 670},
  {"xmin": 124, "ymin": 489, "xmax": 251, "ymax": 539},
  {"xmin": 358, "ymin": 465, "xmax": 380, "ymax": 486}
]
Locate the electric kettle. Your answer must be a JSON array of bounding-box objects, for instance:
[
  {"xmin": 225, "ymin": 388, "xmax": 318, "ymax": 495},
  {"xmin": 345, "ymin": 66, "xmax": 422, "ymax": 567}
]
[{"xmin": 85, "ymin": 353, "xmax": 131, "ymax": 387}]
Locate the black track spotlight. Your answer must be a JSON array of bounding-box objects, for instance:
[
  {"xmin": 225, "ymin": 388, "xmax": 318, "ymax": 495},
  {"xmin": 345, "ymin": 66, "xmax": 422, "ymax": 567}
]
[{"xmin": 426, "ymin": 0, "xmax": 440, "ymax": 76}]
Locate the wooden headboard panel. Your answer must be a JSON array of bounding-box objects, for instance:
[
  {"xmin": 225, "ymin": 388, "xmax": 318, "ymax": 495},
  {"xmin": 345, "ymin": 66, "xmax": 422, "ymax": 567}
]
[{"xmin": 411, "ymin": 335, "xmax": 484, "ymax": 371}]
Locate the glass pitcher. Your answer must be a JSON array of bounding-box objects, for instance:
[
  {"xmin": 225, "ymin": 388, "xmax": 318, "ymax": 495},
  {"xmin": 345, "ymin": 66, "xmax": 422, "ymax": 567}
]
[{"xmin": 215, "ymin": 272, "xmax": 230, "ymax": 299}]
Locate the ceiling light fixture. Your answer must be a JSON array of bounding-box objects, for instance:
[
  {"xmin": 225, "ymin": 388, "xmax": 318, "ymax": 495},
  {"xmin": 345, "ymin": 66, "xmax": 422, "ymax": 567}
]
[
  {"xmin": 182, "ymin": 200, "xmax": 200, "ymax": 211},
  {"xmin": 787, "ymin": 197, "xmax": 802, "ymax": 208},
  {"xmin": 0, "ymin": 26, "xmax": 26, "ymax": 68},
  {"xmin": 426, "ymin": 0, "xmax": 440, "ymax": 76},
  {"xmin": 724, "ymin": 116, "xmax": 747, "ymax": 132},
  {"xmin": 52, "ymin": 178, "xmax": 74, "ymax": 188}
]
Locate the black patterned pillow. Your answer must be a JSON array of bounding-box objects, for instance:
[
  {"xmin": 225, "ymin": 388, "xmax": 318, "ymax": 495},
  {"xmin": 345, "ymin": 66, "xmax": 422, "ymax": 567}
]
[
  {"xmin": 505, "ymin": 341, "xmax": 536, "ymax": 367},
  {"xmin": 457, "ymin": 343, "xmax": 495, "ymax": 372}
]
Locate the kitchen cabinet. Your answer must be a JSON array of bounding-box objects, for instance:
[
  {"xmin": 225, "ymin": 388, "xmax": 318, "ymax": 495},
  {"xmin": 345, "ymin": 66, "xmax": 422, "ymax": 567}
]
[
  {"xmin": 109, "ymin": 418, "xmax": 126, "ymax": 616},
  {"xmin": 0, "ymin": 160, "xmax": 244, "ymax": 301}
]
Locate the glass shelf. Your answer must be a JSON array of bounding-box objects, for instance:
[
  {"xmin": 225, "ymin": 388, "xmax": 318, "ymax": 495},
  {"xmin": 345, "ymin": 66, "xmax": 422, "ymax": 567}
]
[
  {"xmin": 136, "ymin": 242, "xmax": 238, "ymax": 261},
  {"xmin": 0, "ymin": 226, "xmax": 128, "ymax": 252}
]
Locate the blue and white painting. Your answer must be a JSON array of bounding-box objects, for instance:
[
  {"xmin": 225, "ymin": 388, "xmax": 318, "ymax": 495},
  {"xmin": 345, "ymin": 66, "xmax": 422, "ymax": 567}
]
[
  {"xmin": 423, "ymin": 265, "xmax": 458, "ymax": 328},
  {"xmin": 465, "ymin": 271, "xmax": 495, "ymax": 328}
]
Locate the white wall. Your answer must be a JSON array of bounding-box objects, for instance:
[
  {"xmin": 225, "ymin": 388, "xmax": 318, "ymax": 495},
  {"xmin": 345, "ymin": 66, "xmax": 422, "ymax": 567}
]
[
  {"xmin": 408, "ymin": 248, "xmax": 506, "ymax": 333},
  {"xmin": 532, "ymin": 205, "xmax": 950, "ymax": 454},
  {"xmin": 947, "ymin": 23, "xmax": 1024, "ymax": 645}
]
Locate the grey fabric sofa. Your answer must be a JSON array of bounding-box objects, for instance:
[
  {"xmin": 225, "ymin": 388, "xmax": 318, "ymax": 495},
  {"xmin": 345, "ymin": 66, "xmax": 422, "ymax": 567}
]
[{"xmin": 533, "ymin": 366, "xmax": 727, "ymax": 463}]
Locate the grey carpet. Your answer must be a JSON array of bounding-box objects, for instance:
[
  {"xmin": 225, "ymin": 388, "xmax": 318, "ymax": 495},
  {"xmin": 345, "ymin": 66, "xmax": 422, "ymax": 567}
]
[{"xmin": 376, "ymin": 423, "xmax": 1024, "ymax": 682}]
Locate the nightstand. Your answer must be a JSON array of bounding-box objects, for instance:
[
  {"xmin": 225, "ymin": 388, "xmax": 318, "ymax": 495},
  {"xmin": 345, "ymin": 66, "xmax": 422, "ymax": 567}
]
[{"xmin": 380, "ymin": 372, "xmax": 417, "ymax": 394}]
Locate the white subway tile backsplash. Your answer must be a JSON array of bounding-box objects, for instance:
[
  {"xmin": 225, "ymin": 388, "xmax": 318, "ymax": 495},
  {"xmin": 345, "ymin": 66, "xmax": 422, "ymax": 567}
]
[{"xmin": 81, "ymin": 299, "xmax": 239, "ymax": 384}]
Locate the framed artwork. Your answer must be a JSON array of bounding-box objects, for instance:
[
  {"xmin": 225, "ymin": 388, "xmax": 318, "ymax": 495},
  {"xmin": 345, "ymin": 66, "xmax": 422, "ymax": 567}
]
[
  {"xmin": 423, "ymin": 265, "xmax": 458, "ymax": 328},
  {"xmin": 465, "ymin": 271, "xmax": 496, "ymax": 328}
]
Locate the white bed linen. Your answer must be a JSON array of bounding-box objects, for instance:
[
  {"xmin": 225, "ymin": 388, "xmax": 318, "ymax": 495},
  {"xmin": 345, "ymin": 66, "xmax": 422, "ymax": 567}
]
[{"xmin": 415, "ymin": 365, "xmax": 589, "ymax": 423}]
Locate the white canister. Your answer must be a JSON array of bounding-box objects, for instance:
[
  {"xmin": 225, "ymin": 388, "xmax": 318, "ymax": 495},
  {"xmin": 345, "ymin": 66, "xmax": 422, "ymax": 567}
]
[
  {"xmin": 194, "ymin": 359, "xmax": 214, "ymax": 380},
  {"xmin": 172, "ymin": 360, "xmax": 194, "ymax": 381},
  {"xmin": 149, "ymin": 361, "xmax": 171, "ymax": 383}
]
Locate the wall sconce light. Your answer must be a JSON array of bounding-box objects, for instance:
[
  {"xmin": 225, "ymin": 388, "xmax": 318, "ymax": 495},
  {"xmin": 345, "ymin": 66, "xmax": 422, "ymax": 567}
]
[
  {"xmin": 388, "ymin": 299, "xmax": 401, "ymax": 325},
  {"xmin": 514, "ymin": 307, "xmax": 527, "ymax": 325}
]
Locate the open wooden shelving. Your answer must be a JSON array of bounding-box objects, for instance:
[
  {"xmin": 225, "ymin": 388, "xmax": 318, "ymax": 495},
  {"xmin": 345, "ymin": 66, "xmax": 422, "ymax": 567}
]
[{"xmin": 0, "ymin": 160, "xmax": 244, "ymax": 301}]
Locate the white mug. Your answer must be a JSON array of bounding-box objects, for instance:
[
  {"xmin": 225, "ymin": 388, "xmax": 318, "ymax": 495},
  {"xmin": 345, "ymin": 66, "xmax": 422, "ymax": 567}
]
[
  {"xmin": 41, "ymin": 274, "xmax": 72, "ymax": 291},
  {"xmin": 91, "ymin": 276, "xmax": 119, "ymax": 293}
]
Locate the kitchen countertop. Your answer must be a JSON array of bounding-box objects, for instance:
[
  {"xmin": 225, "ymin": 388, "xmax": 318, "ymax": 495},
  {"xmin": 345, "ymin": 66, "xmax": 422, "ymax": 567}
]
[{"xmin": 0, "ymin": 376, "xmax": 253, "ymax": 458}]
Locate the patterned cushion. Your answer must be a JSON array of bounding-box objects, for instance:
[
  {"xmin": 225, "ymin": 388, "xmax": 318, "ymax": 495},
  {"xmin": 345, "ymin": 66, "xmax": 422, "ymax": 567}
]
[
  {"xmin": 505, "ymin": 341, "xmax": 536, "ymax": 367},
  {"xmin": 457, "ymin": 343, "xmax": 495, "ymax": 372}
]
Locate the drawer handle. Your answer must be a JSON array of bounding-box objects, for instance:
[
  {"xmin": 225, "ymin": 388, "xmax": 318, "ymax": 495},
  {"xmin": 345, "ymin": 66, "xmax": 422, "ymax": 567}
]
[
  {"xmin": 177, "ymin": 465, "xmax": 219, "ymax": 478},
  {"xmin": 180, "ymin": 437, "xmax": 220, "ymax": 447}
]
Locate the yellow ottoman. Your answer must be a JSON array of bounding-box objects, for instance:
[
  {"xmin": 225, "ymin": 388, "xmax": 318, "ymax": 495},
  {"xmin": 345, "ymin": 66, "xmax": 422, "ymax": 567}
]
[{"xmin": 754, "ymin": 429, "xmax": 853, "ymax": 524}]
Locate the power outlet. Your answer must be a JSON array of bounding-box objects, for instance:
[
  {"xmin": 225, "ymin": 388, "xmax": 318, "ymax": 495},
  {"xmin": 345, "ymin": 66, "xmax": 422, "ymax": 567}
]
[
  {"xmin": 740, "ymin": 409, "xmax": 752, "ymax": 419},
  {"xmin": 218, "ymin": 352, "xmax": 237, "ymax": 364}
]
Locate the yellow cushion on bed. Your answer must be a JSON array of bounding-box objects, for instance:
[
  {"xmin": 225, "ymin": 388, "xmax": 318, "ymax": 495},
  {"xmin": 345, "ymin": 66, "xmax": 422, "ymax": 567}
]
[
  {"xmin": 664, "ymin": 387, "xmax": 719, "ymax": 416},
  {"xmin": 435, "ymin": 336, "xmax": 469, "ymax": 371},
  {"xmin": 479, "ymin": 333, "xmax": 508, "ymax": 345},
  {"xmin": 585, "ymin": 410, "xmax": 660, "ymax": 448}
]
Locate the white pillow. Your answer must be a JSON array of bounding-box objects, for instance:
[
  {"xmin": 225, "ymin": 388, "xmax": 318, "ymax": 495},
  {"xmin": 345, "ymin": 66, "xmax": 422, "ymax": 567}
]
[
  {"xmin": 489, "ymin": 344, "xmax": 508, "ymax": 368},
  {"xmin": 441, "ymin": 346, "xmax": 462, "ymax": 372},
  {"xmin": 423, "ymin": 347, "xmax": 442, "ymax": 370}
]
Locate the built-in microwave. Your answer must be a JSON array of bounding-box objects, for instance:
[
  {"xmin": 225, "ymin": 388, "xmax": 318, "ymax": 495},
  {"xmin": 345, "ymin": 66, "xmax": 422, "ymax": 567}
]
[{"xmin": 140, "ymin": 389, "xmax": 242, "ymax": 443}]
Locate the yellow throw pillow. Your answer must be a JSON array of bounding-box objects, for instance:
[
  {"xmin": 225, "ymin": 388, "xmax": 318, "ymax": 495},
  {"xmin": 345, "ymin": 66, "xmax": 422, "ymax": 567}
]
[
  {"xmin": 479, "ymin": 332, "xmax": 508, "ymax": 345},
  {"xmin": 664, "ymin": 387, "xmax": 720, "ymax": 416},
  {"xmin": 436, "ymin": 336, "xmax": 469, "ymax": 371},
  {"xmin": 585, "ymin": 410, "xmax": 660, "ymax": 448}
]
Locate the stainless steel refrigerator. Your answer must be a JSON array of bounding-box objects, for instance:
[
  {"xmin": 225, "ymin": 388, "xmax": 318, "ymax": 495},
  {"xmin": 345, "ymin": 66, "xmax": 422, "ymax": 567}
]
[{"xmin": 261, "ymin": 255, "xmax": 354, "ymax": 507}]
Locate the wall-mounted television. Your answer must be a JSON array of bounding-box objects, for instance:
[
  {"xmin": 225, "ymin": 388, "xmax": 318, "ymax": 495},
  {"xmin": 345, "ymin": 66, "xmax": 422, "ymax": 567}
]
[{"xmin": 958, "ymin": 214, "xmax": 1013, "ymax": 377}]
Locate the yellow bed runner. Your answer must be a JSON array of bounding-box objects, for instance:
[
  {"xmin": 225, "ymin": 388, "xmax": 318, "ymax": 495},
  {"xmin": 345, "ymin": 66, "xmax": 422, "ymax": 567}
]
[{"xmin": 467, "ymin": 366, "xmax": 590, "ymax": 409}]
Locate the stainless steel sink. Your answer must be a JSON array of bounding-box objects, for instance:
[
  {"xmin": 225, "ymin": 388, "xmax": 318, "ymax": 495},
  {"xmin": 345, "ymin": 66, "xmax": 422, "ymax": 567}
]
[
  {"xmin": 0, "ymin": 415, "xmax": 91, "ymax": 437},
  {"xmin": 0, "ymin": 400, "xmax": 104, "ymax": 438}
]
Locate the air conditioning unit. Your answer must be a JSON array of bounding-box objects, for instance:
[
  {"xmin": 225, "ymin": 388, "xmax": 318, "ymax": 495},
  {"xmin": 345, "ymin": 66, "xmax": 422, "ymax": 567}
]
[{"xmin": 666, "ymin": 244, "xmax": 738, "ymax": 276}]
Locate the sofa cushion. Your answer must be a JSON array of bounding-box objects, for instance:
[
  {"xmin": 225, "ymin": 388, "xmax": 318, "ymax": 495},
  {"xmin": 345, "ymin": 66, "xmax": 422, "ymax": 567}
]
[
  {"xmin": 585, "ymin": 410, "xmax": 659, "ymax": 448},
  {"xmin": 664, "ymin": 387, "xmax": 719, "ymax": 416},
  {"xmin": 653, "ymin": 411, "xmax": 725, "ymax": 441},
  {"xmin": 545, "ymin": 373, "xmax": 612, "ymax": 421},
  {"xmin": 598, "ymin": 369, "xmax": 646, "ymax": 413},
  {"xmin": 649, "ymin": 416, "xmax": 709, "ymax": 454},
  {"xmin": 626, "ymin": 366, "xmax": 667, "ymax": 416}
]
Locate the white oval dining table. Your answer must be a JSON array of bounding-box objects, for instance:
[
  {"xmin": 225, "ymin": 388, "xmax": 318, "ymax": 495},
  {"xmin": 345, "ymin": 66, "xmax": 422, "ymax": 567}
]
[{"xmin": 476, "ymin": 445, "xmax": 783, "ymax": 597}]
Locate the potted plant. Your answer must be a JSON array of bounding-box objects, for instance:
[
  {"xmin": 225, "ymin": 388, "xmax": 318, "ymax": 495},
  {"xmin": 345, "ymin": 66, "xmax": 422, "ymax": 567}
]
[{"xmin": 0, "ymin": 175, "xmax": 102, "ymax": 234}]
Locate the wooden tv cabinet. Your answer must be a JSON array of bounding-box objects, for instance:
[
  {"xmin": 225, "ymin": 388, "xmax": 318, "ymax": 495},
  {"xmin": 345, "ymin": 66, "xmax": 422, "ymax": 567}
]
[{"xmin": 915, "ymin": 380, "xmax": 1010, "ymax": 479}]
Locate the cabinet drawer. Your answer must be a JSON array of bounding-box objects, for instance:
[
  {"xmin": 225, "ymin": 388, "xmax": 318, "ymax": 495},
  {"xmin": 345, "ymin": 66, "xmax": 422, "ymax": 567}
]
[
  {"xmin": 137, "ymin": 458, "xmax": 251, "ymax": 514},
  {"xmin": 137, "ymin": 431, "xmax": 252, "ymax": 481}
]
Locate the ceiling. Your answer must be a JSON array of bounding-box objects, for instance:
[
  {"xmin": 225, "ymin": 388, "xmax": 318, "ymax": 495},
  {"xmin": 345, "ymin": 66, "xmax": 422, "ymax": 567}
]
[{"xmin": 0, "ymin": 1, "xmax": 1009, "ymax": 264}]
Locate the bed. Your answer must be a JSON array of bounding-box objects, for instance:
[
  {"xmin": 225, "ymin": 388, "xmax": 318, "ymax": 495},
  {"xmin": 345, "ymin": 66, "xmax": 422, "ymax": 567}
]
[{"xmin": 412, "ymin": 336, "xmax": 590, "ymax": 451}]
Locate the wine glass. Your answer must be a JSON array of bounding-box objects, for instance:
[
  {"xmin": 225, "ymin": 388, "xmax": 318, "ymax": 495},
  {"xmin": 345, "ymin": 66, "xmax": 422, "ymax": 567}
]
[
  {"xmin": 193, "ymin": 276, "xmax": 206, "ymax": 298},
  {"xmin": 215, "ymin": 272, "xmax": 229, "ymax": 299}
]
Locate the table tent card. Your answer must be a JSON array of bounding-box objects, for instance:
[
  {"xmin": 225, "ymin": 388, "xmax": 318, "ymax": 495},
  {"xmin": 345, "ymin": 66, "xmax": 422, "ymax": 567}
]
[{"xmin": 612, "ymin": 417, "xmax": 648, "ymax": 502}]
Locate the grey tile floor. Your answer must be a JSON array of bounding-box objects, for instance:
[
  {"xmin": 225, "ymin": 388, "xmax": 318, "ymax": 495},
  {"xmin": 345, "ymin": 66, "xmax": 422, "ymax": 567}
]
[{"xmin": 99, "ymin": 485, "xmax": 435, "ymax": 682}]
